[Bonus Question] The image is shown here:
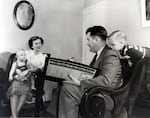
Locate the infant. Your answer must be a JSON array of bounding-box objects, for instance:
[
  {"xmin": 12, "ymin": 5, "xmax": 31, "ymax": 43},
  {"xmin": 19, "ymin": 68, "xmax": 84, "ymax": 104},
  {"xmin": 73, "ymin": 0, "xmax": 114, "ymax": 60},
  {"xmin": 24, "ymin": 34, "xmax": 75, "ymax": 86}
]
[{"xmin": 9, "ymin": 49, "xmax": 31, "ymax": 82}]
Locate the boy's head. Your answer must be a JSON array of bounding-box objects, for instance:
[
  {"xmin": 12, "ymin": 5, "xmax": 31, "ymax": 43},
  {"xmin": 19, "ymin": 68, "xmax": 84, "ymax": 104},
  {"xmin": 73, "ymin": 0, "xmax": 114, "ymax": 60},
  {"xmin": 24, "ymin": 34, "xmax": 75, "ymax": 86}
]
[
  {"xmin": 16, "ymin": 49, "xmax": 26, "ymax": 62},
  {"xmin": 107, "ymin": 30, "xmax": 127, "ymax": 51}
]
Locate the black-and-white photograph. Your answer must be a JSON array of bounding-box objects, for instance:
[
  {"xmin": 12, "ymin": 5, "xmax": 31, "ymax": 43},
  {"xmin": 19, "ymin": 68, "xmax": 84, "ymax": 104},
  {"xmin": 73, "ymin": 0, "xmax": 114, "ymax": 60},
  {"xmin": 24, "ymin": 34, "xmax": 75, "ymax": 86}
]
[{"xmin": 0, "ymin": 0, "xmax": 150, "ymax": 118}]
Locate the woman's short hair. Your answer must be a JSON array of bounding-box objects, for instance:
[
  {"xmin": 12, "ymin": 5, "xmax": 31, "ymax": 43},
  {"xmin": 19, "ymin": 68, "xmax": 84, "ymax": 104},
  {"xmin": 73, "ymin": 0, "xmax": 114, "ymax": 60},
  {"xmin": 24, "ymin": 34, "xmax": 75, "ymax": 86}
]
[
  {"xmin": 28, "ymin": 36, "xmax": 44, "ymax": 49},
  {"xmin": 85, "ymin": 26, "xmax": 107, "ymax": 41}
]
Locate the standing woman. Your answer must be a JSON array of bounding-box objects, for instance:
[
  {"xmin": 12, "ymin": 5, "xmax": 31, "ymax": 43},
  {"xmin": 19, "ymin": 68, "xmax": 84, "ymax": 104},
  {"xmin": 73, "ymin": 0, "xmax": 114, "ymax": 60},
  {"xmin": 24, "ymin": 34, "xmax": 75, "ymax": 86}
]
[{"xmin": 26, "ymin": 36, "xmax": 47, "ymax": 117}]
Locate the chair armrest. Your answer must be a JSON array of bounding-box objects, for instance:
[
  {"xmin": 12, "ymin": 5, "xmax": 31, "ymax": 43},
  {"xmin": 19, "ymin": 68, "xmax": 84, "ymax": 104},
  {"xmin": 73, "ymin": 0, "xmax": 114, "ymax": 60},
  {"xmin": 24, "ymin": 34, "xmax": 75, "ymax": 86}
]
[
  {"xmin": 84, "ymin": 86, "xmax": 127, "ymax": 96},
  {"xmin": 43, "ymin": 53, "xmax": 50, "ymax": 75},
  {"xmin": 80, "ymin": 86, "xmax": 105, "ymax": 118}
]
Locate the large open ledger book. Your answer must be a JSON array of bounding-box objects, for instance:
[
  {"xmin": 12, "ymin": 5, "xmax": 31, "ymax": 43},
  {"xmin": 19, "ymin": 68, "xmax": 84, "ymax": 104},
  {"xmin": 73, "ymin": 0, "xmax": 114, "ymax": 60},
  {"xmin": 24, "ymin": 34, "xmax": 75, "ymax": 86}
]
[{"xmin": 46, "ymin": 58, "xmax": 99, "ymax": 80}]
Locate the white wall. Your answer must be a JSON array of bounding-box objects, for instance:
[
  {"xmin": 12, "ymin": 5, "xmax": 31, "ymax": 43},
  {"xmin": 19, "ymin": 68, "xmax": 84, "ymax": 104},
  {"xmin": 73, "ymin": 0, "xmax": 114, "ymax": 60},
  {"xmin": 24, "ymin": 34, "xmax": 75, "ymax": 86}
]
[
  {"xmin": 84, "ymin": 0, "xmax": 102, "ymax": 8},
  {"xmin": 0, "ymin": 0, "xmax": 84, "ymax": 62},
  {"xmin": 83, "ymin": 0, "xmax": 150, "ymax": 64}
]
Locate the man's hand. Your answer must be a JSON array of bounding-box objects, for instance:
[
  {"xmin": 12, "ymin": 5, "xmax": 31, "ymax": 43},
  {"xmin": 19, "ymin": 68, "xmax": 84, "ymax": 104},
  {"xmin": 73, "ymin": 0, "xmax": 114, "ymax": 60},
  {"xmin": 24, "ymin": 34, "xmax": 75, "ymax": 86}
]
[
  {"xmin": 64, "ymin": 74, "xmax": 80, "ymax": 86},
  {"xmin": 80, "ymin": 74, "xmax": 91, "ymax": 80},
  {"xmin": 68, "ymin": 74, "xmax": 80, "ymax": 86}
]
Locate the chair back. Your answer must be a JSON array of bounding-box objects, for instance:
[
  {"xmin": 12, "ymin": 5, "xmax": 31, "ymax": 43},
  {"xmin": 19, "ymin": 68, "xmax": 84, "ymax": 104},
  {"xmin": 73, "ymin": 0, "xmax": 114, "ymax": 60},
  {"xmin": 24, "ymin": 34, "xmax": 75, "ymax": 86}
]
[
  {"xmin": 113, "ymin": 58, "xmax": 147, "ymax": 118},
  {"xmin": 79, "ymin": 58, "xmax": 147, "ymax": 118}
]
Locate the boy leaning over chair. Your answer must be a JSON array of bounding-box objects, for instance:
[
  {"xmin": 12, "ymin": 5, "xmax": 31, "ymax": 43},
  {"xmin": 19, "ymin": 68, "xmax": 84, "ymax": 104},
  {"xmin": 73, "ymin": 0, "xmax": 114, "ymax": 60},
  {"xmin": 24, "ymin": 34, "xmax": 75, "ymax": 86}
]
[{"xmin": 106, "ymin": 30, "xmax": 150, "ymax": 64}]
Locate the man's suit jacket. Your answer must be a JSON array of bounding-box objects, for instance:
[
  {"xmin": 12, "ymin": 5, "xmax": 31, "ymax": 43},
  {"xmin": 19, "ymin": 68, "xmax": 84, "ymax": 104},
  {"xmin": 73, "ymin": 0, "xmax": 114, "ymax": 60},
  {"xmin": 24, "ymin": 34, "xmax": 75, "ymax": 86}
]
[
  {"xmin": 58, "ymin": 45, "xmax": 124, "ymax": 118},
  {"xmin": 81, "ymin": 45, "xmax": 123, "ymax": 90}
]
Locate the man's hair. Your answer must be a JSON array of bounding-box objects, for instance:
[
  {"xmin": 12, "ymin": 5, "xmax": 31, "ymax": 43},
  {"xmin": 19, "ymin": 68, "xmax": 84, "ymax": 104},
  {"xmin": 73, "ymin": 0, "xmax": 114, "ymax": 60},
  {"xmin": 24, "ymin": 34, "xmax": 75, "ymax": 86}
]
[
  {"xmin": 86, "ymin": 26, "xmax": 107, "ymax": 41},
  {"xmin": 108, "ymin": 30, "xmax": 127, "ymax": 43}
]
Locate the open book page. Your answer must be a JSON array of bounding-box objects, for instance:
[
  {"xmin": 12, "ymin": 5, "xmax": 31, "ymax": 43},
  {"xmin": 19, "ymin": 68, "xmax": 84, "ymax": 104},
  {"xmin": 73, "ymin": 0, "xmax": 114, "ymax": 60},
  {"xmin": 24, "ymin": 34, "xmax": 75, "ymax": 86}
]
[{"xmin": 46, "ymin": 58, "xmax": 98, "ymax": 81}]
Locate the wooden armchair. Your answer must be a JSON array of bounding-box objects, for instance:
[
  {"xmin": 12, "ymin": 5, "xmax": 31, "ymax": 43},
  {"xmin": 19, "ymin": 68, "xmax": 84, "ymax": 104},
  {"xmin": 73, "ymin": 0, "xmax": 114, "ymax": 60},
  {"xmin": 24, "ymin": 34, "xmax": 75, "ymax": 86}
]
[{"xmin": 79, "ymin": 58, "xmax": 148, "ymax": 118}]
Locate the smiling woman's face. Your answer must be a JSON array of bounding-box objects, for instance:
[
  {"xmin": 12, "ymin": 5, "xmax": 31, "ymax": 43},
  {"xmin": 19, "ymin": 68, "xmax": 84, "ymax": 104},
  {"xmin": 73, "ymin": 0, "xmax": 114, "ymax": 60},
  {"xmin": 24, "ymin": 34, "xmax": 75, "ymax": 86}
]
[{"xmin": 32, "ymin": 39, "xmax": 43, "ymax": 52}]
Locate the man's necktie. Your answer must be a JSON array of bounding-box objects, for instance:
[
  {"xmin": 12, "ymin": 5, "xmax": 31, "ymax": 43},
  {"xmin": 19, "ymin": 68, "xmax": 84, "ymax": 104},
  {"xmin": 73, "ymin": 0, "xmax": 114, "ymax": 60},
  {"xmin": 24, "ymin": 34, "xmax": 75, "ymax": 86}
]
[{"xmin": 90, "ymin": 53, "xmax": 98, "ymax": 67}]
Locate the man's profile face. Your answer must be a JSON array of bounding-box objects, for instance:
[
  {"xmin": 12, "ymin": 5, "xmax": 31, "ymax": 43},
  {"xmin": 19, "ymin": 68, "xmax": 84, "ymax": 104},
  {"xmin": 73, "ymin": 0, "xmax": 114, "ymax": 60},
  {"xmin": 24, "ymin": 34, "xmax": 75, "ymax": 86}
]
[{"xmin": 86, "ymin": 32, "xmax": 97, "ymax": 53}]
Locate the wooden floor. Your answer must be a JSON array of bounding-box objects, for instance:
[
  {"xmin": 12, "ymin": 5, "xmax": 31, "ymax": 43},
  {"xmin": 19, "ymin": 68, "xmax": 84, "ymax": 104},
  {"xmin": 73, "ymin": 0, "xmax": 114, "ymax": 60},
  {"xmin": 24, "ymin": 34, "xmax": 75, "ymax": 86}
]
[
  {"xmin": 0, "ymin": 101, "xmax": 55, "ymax": 118},
  {"xmin": 0, "ymin": 100, "xmax": 150, "ymax": 118}
]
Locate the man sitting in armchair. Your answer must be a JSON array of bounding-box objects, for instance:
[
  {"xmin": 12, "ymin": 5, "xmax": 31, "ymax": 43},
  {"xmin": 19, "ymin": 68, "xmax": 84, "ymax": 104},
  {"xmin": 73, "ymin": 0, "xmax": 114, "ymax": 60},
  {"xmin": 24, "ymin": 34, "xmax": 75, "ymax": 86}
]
[{"xmin": 58, "ymin": 26, "xmax": 123, "ymax": 118}]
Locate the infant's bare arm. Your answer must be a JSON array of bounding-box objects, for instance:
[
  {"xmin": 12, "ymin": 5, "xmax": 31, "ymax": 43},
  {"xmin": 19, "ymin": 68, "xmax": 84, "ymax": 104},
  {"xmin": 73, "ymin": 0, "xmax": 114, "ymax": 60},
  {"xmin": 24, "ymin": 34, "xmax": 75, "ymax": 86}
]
[{"xmin": 15, "ymin": 68, "xmax": 22, "ymax": 76}]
